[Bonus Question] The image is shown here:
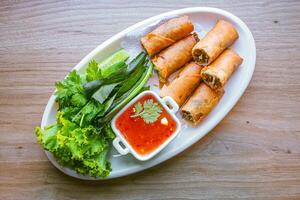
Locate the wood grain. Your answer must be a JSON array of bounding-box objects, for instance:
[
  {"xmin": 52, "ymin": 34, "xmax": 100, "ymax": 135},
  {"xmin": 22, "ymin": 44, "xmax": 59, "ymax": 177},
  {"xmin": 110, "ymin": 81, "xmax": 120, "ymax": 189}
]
[{"xmin": 1, "ymin": 0, "xmax": 300, "ymax": 199}]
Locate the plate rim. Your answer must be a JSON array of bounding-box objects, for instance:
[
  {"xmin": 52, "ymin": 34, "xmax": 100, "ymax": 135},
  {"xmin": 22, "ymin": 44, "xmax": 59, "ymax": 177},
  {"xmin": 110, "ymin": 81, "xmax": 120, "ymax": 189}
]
[{"xmin": 41, "ymin": 7, "xmax": 256, "ymax": 180}]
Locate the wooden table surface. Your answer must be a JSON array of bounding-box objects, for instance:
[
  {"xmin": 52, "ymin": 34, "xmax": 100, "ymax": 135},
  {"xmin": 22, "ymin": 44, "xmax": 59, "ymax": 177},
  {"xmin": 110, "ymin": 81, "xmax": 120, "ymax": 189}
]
[{"xmin": 1, "ymin": 1, "xmax": 300, "ymax": 199}]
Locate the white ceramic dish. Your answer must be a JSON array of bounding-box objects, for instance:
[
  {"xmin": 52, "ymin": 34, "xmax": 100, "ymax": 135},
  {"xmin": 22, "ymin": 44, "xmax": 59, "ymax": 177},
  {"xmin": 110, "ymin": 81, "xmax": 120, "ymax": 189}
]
[
  {"xmin": 41, "ymin": 7, "xmax": 256, "ymax": 180},
  {"xmin": 111, "ymin": 91, "xmax": 181, "ymax": 161}
]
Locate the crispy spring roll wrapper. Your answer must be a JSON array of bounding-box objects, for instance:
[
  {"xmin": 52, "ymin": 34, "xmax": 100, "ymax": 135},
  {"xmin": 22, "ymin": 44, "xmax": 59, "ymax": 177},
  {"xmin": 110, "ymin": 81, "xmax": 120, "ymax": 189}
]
[
  {"xmin": 181, "ymin": 83, "xmax": 224, "ymax": 123},
  {"xmin": 152, "ymin": 33, "xmax": 198, "ymax": 83},
  {"xmin": 159, "ymin": 62, "xmax": 203, "ymax": 106},
  {"xmin": 141, "ymin": 16, "xmax": 194, "ymax": 56},
  {"xmin": 201, "ymin": 49, "xmax": 243, "ymax": 90},
  {"xmin": 192, "ymin": 20, "xmax": 238, "ymax": 65}
]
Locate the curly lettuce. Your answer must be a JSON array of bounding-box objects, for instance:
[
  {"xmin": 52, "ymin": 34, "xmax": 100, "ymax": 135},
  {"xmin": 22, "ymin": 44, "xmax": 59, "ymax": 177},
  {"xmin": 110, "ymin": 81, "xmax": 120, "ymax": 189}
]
[
  {"xmin": 36, "ymin": 69, "xmax": 114, "ymax": 178},
  {"xmin": 36, "ymin": 112, "xmax": 113, "ymax": 177}
]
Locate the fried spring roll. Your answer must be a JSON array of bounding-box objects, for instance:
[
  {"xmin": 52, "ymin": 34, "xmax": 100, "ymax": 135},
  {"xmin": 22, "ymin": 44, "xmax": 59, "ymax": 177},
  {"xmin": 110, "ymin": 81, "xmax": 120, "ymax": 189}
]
[
  {"xmin": 141, "ymin": 16, "xmax": 194, "ymax": 56},
  {"xmin": 159, "ymin": 62, "xmax": 203, "ymax": 106},
  {"xmin": 152, "ymin": 33, "xmax": 198, "ymax": 83},
  {"xmin": 192, "ymin": 20, "xmax": 238, "ymax": 65},
  {"xmin": 181, "ymin": 83, "xmax": 224, "ymax": 123},
  {"xmin": 201, "ymin": 49, "xmax": 243, "ymax": 90}
]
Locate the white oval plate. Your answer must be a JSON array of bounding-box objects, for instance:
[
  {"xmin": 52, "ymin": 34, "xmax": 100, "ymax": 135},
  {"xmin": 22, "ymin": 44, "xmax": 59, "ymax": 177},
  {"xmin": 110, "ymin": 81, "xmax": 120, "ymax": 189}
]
[{"xmin": 41, "ymin": 7, "xmax": 256, "ymax": 180}]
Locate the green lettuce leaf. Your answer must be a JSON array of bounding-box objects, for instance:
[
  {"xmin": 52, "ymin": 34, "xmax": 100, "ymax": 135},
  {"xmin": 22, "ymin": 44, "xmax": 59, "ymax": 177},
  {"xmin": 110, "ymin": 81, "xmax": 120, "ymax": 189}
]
[
  {"xmin": 76, "ymin": 149, "xmax": 111, "ymax": 177},
  {"xmin": 36, "ymin": 124, "xmax": 59, "ymax": 151},
  {"xmin": 35, "ymin": 112, "xmax": 112, "ymax": 178}
]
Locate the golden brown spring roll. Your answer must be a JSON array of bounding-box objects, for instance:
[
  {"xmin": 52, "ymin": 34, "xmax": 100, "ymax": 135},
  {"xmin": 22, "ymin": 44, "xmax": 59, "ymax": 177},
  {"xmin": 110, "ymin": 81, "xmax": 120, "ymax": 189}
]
[
  {"xmin": 201, "ymin": 49, "xmax": 243, "ymax": 90},
  {"xmin": 141, "ymin": 16, "xmax": 194, "ymax": 56},
  {"xmin": 181, "ymin": 83, "xmax": 224, "ymax": 123},
  {"xmin": 192, "ymin": 20, "xmax": 238, "ymax": 65},
  {"xmin": 152, "ymin": 33, "xmax": 198, "ymax": 83},
  {"xmin": 159, "ymin": 62, "xmax": 203, "ymax": 107}
]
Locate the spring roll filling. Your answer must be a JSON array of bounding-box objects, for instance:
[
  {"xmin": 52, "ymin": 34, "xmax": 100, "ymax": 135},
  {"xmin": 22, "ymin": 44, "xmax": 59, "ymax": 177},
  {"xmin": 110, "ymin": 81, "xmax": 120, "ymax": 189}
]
[
  {"xmin": 182, "ymin": 111, "xmax": 196, "ymax": 122},
  {"xmin": 182, "ymin": 110, "xmax": 203, "ymax": 123},
  {"xmin": 193, "ymin": 49, "xmax": 209, "ymax": 64},
  {"xmin": 202, "ymin": 71, "xmax": 222, "ymax": 90}
]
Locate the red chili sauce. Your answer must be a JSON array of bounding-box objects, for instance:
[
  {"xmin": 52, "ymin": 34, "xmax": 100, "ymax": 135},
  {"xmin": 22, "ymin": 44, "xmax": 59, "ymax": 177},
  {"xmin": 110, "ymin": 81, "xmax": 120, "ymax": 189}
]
[{"xmin": 116, "ymin": 94, "xmax": 177, "ymax": 155}]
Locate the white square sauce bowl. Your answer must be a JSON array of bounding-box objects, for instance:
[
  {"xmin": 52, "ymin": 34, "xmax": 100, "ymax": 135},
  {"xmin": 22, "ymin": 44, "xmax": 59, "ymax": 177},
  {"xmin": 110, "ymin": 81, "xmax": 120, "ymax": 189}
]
[{"xmin": 111, "ymin": 91, "xmax": 181, "ymax": 161}]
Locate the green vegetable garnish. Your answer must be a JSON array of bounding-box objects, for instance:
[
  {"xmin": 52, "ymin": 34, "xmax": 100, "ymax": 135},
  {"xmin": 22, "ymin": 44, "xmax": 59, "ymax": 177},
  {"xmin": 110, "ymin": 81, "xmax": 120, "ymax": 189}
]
[
  {"xmin": 98, "ymin": 48, "xmax": 129, "ymax": 70},
  {"xmin": 72, "ymin": 100, "xmax": 104, "ymax": 127},
  {"xmin": 35, "ymin": 50, "xmax": 152, "ymax": 178},
  {"xmin": 126, "ymin": 51, "xmax": 147, "ymax": 74},
  {"xmin": 83, "ymin": 52, "xmax": 146, "ymax": 96},
  {"xmin": 83, "ymin": 73, "xmax": 126, "ymax": 96},
  {"xmin": 86, "ymin": 60, "xmax": 101, "ymax": 82},
  {"xmin": 98, "ymin": 59, "xmax": 153, "ymax": 124},
  {"xmin": 92, "ymin": 83, "xmax": 119, "ymax": 104},
  {"xmin": 98, "ymin": 94, "xmax": 117, "ymax": 117},
  {"xmin": 85, "ymin": 48, "xmax": 129, "ymax": 84},
  {"xmin": 35, "ymin": 113, "xmax": 112, "ymax": 177},
  {"xmin": 116, "ymin": 62, "xmax": 146, "ymax": 97},
  {"xmin": 131, "ymin": 99, "xmax": 163, "ymax": 123},
  {"xmin": 100, "ymin": 61, "xmax": 126, "ymax": 78},
  {"xmin": 55, "ymin": 70, "xmax": 87, "ymax": 109}
]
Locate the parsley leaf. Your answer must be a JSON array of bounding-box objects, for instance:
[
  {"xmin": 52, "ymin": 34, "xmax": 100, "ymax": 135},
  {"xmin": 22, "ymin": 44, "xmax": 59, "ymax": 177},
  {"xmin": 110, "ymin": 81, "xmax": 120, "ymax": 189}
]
[
  {"xmin": 86, "ymin": 60, "xmax": 101, "ymax": 82},
  {"xmin": 55, "ymin": 70, "xmax": 87, "ymax": 109},
  {"xmin": 131, "ymin": 99, "xmax": 162, "ymax": 123}
]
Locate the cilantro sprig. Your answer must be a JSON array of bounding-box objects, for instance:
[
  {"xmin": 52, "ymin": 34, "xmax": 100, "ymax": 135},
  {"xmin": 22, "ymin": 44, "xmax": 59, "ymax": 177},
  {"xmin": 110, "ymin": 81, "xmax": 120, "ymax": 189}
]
[{"xmin": 131, "ymin": 99, "xmax": 163, "ymax": 124}]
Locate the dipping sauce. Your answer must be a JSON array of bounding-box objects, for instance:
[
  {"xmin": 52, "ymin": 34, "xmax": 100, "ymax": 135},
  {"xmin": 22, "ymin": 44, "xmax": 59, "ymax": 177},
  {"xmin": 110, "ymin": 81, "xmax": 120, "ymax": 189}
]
[{"xmin": 116, "ymin": 94, "xmax": 177, "ymax": 155}]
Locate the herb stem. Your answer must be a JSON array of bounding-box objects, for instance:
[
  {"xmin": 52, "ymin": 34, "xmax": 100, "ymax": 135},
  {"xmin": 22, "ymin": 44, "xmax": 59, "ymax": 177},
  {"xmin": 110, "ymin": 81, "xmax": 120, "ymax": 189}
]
[{"xmin": 131, "ymin": 110, "xmax": 145, "ymax": 118}]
